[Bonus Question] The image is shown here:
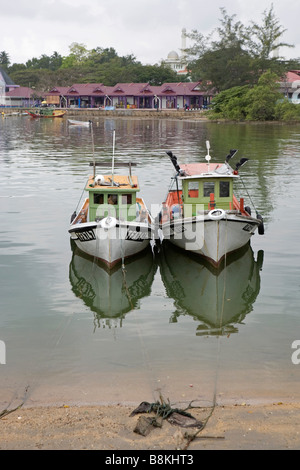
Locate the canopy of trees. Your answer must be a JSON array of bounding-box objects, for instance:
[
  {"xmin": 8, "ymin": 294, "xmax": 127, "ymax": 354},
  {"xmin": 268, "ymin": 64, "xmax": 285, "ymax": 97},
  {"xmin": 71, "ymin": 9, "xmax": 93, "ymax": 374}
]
[
  {"xmin": 185, "ymin": 4, "xmax": 298, "ymax": 91},
  {"xmin": 0, "ymin": 43, "xmax": 183, "ymax": 91}
]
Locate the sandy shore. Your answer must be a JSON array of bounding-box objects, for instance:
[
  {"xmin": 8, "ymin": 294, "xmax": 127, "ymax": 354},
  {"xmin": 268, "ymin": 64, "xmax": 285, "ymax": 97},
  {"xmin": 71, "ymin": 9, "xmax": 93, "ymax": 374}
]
[{"xmin": 1, "ymin": 401, "xmax": 300, "ymax": 450}]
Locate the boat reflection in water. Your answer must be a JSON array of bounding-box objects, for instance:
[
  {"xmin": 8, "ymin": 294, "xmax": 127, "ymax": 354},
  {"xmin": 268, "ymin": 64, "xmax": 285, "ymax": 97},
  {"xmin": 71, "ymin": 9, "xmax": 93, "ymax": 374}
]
[
  {"xmin": 159, "ymin": 243, "xmax": 263, "ymax": 336},
  {"xmin": 69, "ymin": 242, "xmax": 157, "ymax": 328}
]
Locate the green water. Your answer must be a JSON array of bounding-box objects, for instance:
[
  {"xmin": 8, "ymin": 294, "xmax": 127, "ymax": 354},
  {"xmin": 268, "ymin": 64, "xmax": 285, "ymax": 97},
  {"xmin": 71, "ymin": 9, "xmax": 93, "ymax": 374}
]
[{"xmin": 0, "ymin": 115, "xmax": 300, "ymax": 408}]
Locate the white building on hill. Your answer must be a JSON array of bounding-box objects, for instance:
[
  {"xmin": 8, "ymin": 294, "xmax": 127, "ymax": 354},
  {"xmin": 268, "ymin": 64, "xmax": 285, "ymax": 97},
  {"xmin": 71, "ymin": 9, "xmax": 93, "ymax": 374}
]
[{"xmin": 164, "ymin": 28, "xmax": 188, "ymax": 76}]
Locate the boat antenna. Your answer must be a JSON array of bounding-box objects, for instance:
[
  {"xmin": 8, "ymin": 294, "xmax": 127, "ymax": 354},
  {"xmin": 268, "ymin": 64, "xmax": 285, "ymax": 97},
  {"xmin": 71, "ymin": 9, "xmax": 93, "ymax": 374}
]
[
  {"xmin": 205, "ymin": 140, "xmax": 211, "ymax": 170},
  {"xmin": 166, "ymin": 151, "xmax": 181, "ymax": 174},
  {"xmin": 225, "ymin": 149, "xmax": 238, "ymax": 163},
  {"xmin": 235, "ymin": 158, "xmax": 249, "ymax": 171},
  {"xmin": 111, "ymin": 129, "xmax": 116, "ymax": 185},
  {"xmin": 91, "ymin": 122, "xmax": 96, "ymax": 180}
]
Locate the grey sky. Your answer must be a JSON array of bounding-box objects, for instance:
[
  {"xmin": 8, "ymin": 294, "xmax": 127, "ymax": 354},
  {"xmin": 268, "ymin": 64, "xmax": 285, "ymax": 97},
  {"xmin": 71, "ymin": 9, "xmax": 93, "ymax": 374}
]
[{"xmin": 1, "ymin": 0, "xmax": 299, "ymax": 65}]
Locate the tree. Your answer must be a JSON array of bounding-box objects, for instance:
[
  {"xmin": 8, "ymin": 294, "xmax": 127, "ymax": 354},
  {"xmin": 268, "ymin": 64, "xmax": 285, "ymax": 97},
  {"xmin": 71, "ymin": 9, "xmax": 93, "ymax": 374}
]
[
  {"xmin": 245, "ymin": 4, "xmax": 294, "ymax": 61},
  {"xmin": 245, "ymin": 70, "xmax": 282, "ymax": 120},
  {"xmin": 212, "ymin": 7, "xmax": 245, "ymax": 49},
  {"xmin": 209, "ymin": 85, "xmax": 250, "ymax": 120},
  {"xmin": 209, "ymin": 71, "xmax": 283, "ymax": 121},
  {"xmin": 190, "ymin": 46, "xmax": 255, "ymax": 91},
  {"xmin": 0, "ymin": 51, "xmax": 10, "ymax": 69},
  {"xmin": 186, "ymin": 5, "xmax": 293, "ymax": 89},
  {"xmin": 61, "ymin": 42, "xmax": 89, "ymax": 68}
]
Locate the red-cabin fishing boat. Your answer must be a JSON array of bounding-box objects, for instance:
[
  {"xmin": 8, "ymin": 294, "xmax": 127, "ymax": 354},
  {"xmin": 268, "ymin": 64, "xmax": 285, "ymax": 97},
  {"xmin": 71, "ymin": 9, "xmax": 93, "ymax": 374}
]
[{"xmin": 158, "ymin": 141, "xmax": 264, "ymax": 267}]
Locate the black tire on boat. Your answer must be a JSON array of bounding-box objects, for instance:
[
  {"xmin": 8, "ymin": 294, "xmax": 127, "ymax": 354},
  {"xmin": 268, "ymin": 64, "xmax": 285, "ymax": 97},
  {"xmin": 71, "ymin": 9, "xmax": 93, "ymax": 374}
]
[
  {"xmin": 257, "ymin": 213, "xmax": 264, "ymax": 235},
  {"xmin": 245, "ymin": 206, "xmax": 251, "ymax": 215}
]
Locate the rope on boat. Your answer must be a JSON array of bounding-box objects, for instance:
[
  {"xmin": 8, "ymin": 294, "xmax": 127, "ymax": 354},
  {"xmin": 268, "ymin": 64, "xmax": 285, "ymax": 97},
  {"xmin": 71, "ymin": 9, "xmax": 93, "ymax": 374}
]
[
  {"xmin": 239, "ymin": 175, "xmax": 258, "ymax": 215},
  {"xmin": 74, "ymin": 179, "xmax": 89, "ymax": 215}
]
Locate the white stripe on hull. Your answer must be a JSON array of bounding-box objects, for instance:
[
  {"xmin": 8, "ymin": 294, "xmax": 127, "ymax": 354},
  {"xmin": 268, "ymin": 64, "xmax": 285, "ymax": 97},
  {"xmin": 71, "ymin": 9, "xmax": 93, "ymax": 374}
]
[
  {"xmin": 70, "ymin": 221, "xmax": 151, "ymax": 267},
  {"xmin": 161, "ymin": 213, "xmax": 259, "ymax": 265}
]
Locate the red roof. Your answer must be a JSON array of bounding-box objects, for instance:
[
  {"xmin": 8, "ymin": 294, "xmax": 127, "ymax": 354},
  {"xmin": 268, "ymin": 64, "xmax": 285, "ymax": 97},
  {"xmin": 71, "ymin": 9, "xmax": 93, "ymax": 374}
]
[
  {"xmin": 46, "ymin": 86, "xmax": 70, "ymax": 95},
  {"xmin": 66, "ymin": 83, "xmax": 110, "ymax": 95},
  {"xmin": 110, "ymin": 83, "xmax": 151, "ymax": 96},
  {"xmin": 109, "ymin": 82, "xmax": 203, "ymax": 96},
  {"xmin": 284, "ymin": 71, "xmax": 300, "ymax": 84},
  {"xmin": 159, "ymin": 82, "xmax": 202, "ymax": 95},
  {"xmin": 5, "ymin": 86, "xmax": 36, "ymax": 98},
  {"xmin": 44, "ymin": 81, "xmax": 209, "ymax": 98}
]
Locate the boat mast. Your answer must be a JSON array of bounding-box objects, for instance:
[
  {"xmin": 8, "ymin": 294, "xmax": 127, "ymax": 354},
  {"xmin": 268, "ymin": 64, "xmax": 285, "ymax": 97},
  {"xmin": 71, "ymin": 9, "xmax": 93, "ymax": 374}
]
[
  {"xmin": 91, "ymin": 122, "xmax": 96, "ymax": 179},
  {"xmin": 111, "ymin": 129, "xmax": 116, "ymax": 185},
  {"xmin": 205, "ymin": 140, "xmax": 211, "ymax": 171}
]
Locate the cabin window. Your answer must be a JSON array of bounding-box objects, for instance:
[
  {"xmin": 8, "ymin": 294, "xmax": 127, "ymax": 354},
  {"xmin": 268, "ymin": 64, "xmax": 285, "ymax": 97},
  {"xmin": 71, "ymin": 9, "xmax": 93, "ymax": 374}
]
[
  {"xmin": 188, "ymin": 181, "xmax": 199, "ymax": 198},
  {"xmin": 108, "ymin": 194, "xmax": 118, "ymax": 205},
  {"xmin": 122, "ymin": 194, "xmax": 132, "ymax": 205},
  {"xmin": 203, "ymin": 182, "xmax": 215, "ymax": 197},
  {"xmin": 94, "ymin": 193, "xmax": 104, "ymax": 204},
  {"xmin": 219, "ymin": 181, "xmax": 230, "ymax": 197}
]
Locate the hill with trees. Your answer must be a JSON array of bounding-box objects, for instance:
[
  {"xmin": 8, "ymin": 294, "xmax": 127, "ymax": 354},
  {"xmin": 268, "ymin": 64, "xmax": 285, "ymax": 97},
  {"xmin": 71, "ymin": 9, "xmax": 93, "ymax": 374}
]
[{"xmin": 0, "ymin": 44, "xmax": 183, "ymax": 91}]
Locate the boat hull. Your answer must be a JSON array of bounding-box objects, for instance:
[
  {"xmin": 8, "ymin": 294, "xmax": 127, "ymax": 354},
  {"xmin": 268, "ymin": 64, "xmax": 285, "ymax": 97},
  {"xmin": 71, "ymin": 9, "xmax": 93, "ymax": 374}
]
[
  {"xmin": 26, "ymin": 110, "xmax": 66, "ymax": 118},
  {"xmin": 160, "ymin": 211, "xmax": 260, "ymax": 266},
  {"xmin": 69, "ymin": 219, "xmax": 152, "ymax": 267}
]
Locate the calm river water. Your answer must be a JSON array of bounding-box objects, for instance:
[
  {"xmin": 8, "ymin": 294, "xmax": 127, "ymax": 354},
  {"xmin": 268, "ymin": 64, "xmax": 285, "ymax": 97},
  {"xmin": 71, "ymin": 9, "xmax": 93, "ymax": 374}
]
[{"xmin": 0, "ymin": 114, "xmax": 300, "ymax": 408}]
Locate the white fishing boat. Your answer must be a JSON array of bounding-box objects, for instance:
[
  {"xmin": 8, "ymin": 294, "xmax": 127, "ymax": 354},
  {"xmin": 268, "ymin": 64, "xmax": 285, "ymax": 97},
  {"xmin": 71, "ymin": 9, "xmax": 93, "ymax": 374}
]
[
  {"xmin": 158, "ymin": 141, "xmax": 264, "ymax": 267},
  {"xmin": 68, "ymin": 119, "xmax": 91, "ymax": 127},
  {"xmin": 69, "ymin": 130, "xmax": 153, "ymax": 268}
]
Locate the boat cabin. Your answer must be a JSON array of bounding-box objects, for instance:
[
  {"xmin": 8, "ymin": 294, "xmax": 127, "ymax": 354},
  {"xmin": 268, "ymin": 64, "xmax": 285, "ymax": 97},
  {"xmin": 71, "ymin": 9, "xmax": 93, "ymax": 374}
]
[
  {"xmin": 86, "ymin": 174, "xmax": 140, "ymax": 222},
  {"xmin": 180, "ymin": 163, "xmax": 239, "ymax": 216},
  {"xmin": 164, "ymin": 162, "xmax": 245, "ymax": 219}
]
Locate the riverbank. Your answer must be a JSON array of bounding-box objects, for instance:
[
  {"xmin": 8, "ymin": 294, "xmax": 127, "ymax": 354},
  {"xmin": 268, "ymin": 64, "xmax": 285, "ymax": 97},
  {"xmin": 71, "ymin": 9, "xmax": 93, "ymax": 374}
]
[
  {"xmin": 1, "ymin": 401, "xmax": 299, "ymax": 450},
  {"xmin": 1, "ymin": 107, "xmax": 209, "ymax": 121}
]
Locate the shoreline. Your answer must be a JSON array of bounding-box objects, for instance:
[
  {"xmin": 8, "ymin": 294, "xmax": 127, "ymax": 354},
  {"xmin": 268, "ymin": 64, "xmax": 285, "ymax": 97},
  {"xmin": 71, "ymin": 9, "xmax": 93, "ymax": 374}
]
[
  {"xmin": 2, "ymin": 107, "xmax": 299, "ymax": 125},
  {"xmin": 1, "ymin": 400, "xmax": 300, "ymax": 450}
]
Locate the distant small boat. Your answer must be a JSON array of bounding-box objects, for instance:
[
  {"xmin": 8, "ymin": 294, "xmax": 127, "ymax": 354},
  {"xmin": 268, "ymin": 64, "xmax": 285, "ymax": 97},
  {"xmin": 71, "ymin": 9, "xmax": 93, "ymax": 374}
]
[
  {"xmin": 68, "ymin": 119, "xmax": 92, "ymax": 127},
  {"xmin": 26, "ymin": 108, "xmax": 66, "ymax": 118}
]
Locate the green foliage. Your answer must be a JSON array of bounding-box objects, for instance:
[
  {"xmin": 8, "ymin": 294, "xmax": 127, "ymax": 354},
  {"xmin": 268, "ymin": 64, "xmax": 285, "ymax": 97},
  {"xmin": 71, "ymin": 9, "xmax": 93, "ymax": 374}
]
[
  {"xmin": 274, "ymin": 100, "xmax": 300, "ymax": 121},
  {"xmin": 26, "ymin": 52, "xmax": 62, "ymax": 70},
  {"xmin": 0, "ymin": 51, "xmax": 10, "ymax": 69},
  {"xmin": 191, "ymin": 47, "xmax": 257, "ymax": 91},
  {"xmin": 186, "ymin": 5, "xmax": 294, "ymax": 91},
  {"xmin": 5, "ymin": 41, "xmax": 182, "ymax": 91},
  {"xmin": 208, "ymin": 70, "xmax": 296, "ymax": 122},
  {"xmin": 245, "ymin": 70, "xmax": 282, "ymax": 120},
  {"xmin": 209, "ymin": 86, "xmax": 250, "ymax": 120}
]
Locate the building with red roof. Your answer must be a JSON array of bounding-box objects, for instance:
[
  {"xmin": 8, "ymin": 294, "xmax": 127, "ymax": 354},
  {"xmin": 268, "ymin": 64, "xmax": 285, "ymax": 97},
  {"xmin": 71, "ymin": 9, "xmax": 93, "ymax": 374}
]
[
  {"xmin": 279, "ymin": 70, "xmax": 300, "ymax": 103},
  {"xmin": 4, "ymin": 86, "xmax": 38, "ymax": 107},
  {"xmin": 43, "ymin": 81, "xmax": 212, "ymax": 110}
]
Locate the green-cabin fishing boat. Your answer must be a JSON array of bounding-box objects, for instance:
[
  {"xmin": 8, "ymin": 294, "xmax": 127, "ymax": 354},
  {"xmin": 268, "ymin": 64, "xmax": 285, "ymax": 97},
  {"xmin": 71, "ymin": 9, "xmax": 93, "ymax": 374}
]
[
  {"xmin": 26, "ymin": 108, "xmax": 66, "ymax": 118},
  {"xmin": 159, "ymin": 141, "xmax": 264, "ymax": 267},
  {"xmin": 69, "ymin": 155, "xmax": 153, "ymax": 268}
]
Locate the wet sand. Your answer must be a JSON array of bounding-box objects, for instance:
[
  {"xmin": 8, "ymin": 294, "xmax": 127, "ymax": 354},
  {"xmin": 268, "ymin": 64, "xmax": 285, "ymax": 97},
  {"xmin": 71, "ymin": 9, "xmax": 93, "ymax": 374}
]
[{"xmin": 1, "ymin": 401, "xmax": 300, "ymax": 450}]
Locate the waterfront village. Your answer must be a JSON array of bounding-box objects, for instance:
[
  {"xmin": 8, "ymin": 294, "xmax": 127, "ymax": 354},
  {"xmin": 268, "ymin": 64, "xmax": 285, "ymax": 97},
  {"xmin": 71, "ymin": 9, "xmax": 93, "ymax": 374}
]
[
  {"xmin": 1, "ymin": 67, "xmax": 300, "ymax": 113},
  {"xmin": 1, "ymin": 25, "xmax": 300, "ymax": 112}
]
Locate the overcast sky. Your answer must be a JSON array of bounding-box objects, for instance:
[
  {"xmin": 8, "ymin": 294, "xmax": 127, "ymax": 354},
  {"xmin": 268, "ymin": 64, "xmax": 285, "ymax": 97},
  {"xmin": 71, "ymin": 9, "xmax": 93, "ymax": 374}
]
[{"xmin": 1, "ymin": 0, "xmax": 300, "ymax": 65}]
